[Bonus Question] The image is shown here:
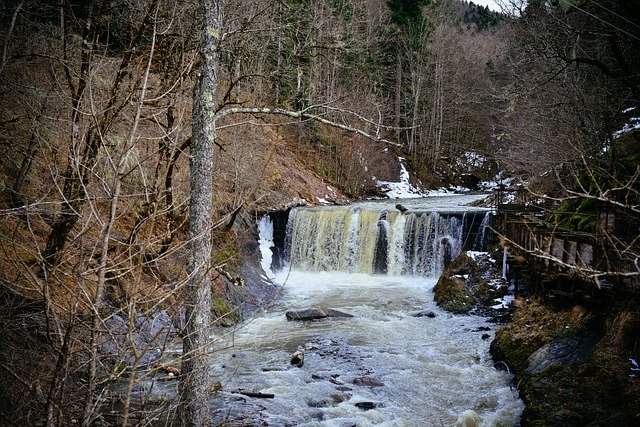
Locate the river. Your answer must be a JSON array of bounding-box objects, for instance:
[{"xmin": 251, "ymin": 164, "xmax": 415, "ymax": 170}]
[{"xmin": 205, "ymin": 195, "xmax": 523, "ymax": 426}]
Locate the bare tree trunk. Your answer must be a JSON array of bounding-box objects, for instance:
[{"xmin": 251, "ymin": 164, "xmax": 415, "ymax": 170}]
[
  {"xmin": 180, "ymin": 0, "xmax": 222, "ymax": 425},
  {"xmin": 429, "ymin": 45, "xmax": 444, "ymax": 171},
  {"xmin": 0, "ymin": 0, "xmax": 23, "ymax": 74},
  {"xmin": 394, "ymin": 50, "xmax": 403, "ymax": 141}
]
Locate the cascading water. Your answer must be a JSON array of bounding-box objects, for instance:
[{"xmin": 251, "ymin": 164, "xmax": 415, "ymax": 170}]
[
  {"xmin": 281, "ymin": 200, "xmax": 484, "ymax": 277},
  {"xmin": 473, "ymin": 211, "xmax": 493, "ymax": 251},
  {"xmin": 212, "ymin": 195, "xmax": 523, "ymax": 426}
]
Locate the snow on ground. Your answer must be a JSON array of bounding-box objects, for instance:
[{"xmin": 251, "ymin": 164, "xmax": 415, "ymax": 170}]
[
  {"xmin": 375, "ymin": 157, "xmax": 426, "ymax": 198},
  {"xmin": 492, "ymin": 294, "xmax": 515, "ymax": 309},
  {"xmin": 374, "ymin": 153, "xmax": 516, "ymax": 199},
  {"xmin": 613, "ymin": 116, "xmax": 640, "ymax": 139}
]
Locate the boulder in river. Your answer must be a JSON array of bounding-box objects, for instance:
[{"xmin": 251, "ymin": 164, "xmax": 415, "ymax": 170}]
[
  {"xmin": 433, "ymin": 251, "xmax": 510, "ymax": 316},
  {"xmin": 285, "ymin": 307, "xmax": 354, "ymax": 321}
]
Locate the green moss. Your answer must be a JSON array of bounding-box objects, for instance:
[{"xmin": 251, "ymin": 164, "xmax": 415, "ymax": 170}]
[
  {"xmin": 211, "ymin": 297, "xmax": 239, "ymax": 326},
  {"xmin": 475, "ymin": 280, "xmax": 507, "ymax": 305},
  {"xmin": 211, "ymin": 232, "xmax": 241, "ymax": 273},
  {"xmin": 433, "ymin": 276, "xmax": 476, "ymax": 314}
]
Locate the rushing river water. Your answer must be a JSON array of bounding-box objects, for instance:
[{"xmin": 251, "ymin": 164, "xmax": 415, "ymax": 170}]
[
  {"xmin": 203, "ymin": 195, "xmax": 523, "ymax": 426},
  {"xmin": 208, "ymin": 270, "xmax": 523, "ymax": 426}
]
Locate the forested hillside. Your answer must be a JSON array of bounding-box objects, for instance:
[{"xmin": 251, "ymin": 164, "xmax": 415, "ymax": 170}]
[{"xmin": 0, "ymin": 0, "xmax": 638, "ymax": 424}]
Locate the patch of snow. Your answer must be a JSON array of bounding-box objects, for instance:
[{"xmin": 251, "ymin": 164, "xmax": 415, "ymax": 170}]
[
  {"xmin": 426, "ymin": 188, "xmax": 459, "ymax": 195},
  {"xmin": 491, "ymin": 294, "xmax": 514, "ymax": 309},
  {"xmin": 466, "ymin": 250, "xmax": 488, "ymax": 261},
  {"xmin": 479, "ymin": 173, "xmax": 514, "ymax": 191},
  {"xmin": 630, "ymin": 358, "xmax": 640, "ymax": 378},
  {"xmin": 457, "ymin": 151, "xmax": 486, "ymax": 168},
  {"xmin": 503, "ymin": 192, "xmax": 516, "ymax": 203},
  {"xmin": 613, "ymin": 117, "xmax": 640, "ymax": 139},
  {"xmin": 375, "ymin": 157, "xmax": 426, "ymax": 199},
  {"xmin": 623, "ymin": 107, "xmax": 636, "ymax": 113}
]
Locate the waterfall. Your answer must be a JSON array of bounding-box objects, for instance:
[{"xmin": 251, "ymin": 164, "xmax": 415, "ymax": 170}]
[
  {"xmin": 281, "ymin": 204, "xmax": 486, "ymax": 277},
  {"xmin": 473, "ymin": 211, "xmax": 492, "ymax": 251}
]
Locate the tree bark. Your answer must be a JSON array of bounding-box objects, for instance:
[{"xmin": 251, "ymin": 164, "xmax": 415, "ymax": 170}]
[{"xmin": 180, "ymin": 0, "xmax": 223, "ymax": 425}]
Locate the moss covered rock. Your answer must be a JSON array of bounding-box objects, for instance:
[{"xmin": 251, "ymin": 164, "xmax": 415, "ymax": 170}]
[
  {"xmin": 433, "ymin": 275, "xmax": 476, "ymax": 314},
  {"xmin": 433, "ymin": 251, "xmax": 509, "ymax": 314},
  {"xmin": 491, "ymin": 299, "xmax": 640, "ymax": 424}
]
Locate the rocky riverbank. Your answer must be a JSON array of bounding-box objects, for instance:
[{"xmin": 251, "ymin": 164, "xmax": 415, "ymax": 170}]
[
  {"xmin": 435, "ymin": 251, "xmax": 640, "ymax": 425},
  {"xmin": 490, "ymin": 297, "xmax": 640, "ymax": 425}
]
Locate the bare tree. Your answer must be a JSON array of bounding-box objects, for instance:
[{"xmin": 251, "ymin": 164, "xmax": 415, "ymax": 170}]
[{"xmin": 492, "ymin": 0, "xmax": 640, "ymax": 286}]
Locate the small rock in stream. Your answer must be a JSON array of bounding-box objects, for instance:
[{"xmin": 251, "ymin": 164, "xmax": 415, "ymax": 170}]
[
  {"xmin": 412, "ymin": 310, "xmax": 436, "ymax": 318},
  {"xmin": 355, "ymin": 401, "xmax": 383, "ymax": 410},
  {"xmin": 352, "ymin": 376, "xmax": 384, "ymax": 387},
  {"xmin": 331, "ymin": 393, "xmax": 351, "ymax": 403},
  {"xmin": 262, "ymin": 366, "xmax": 287, "ymax": 372},
  {"xmin": 305, "ymin": 342, "xmax": 320, "ymax": 350},
  {"xmin": 291, "ymin": 350, "xmax": 304, "ymax": 368}
]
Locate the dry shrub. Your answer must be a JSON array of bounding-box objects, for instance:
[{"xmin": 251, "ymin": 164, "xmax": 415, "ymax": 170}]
[
  {"xmin": 607, "ymin": 310, "xmax": 640, "ymax": 355},
  {"xmin": 568, "ymin": 305, "xmax": 588, "ymax": 327}
]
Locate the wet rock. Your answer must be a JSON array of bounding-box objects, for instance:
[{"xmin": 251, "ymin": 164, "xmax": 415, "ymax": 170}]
[
  {"xmin": 482, "ymin": 333, "xmax": 491, "ymax": 340},
  {"xmin": 232, "ymin": 389, "xmax": 275, "ymax": 399},
  {"xmin": 285, "ymin": 307, "xmax": 354, "ymax": 321},
  {"xmin": 355, "ymin": 401, "xmax": 382, "ymax": 410},
  {"xmin": 100, "ymin": 309, "xmax": 176, "ymax": 366},
  {"xmin": 211, "ymin": 393, "xmax": 268, "ymax": 426},
  {"xmin": 157, "ymin": 365, "xmax": 180, "ymax": 377},
  {"xmin": 395, "ymin": 203, "xmax": 408, "ymax": 213},
  {"xmin": 290, "ymin": 350, "xmax": 304, "ymax": 367},
  {"xmin": 304, "ymin": 342, "xmax": 320, "ymax": 350},
  {"xmin": 412, "ymin": 310, "xmax": 436, "ymax": 318},
  {"xmin": 335, "ymin": 385, "xmax": 353, "ymax": 392},
  {"xmin": 433, "ymin": 275, "xmax": 476, "ymax": 314},
  {"xmin": 352, "ymin": 376, "xmax": 384, "ymax": 387},
  {"xmin": 434, "ymin": 251, "xmax": 513, "ymax": 316},
  {"xmin": 329, "ymin": 375, "xmax": 344, "ymax": 385},
  {"xmin": 490, "ymin": 298, "xmax": 640, "ymax": 425},
  {"xmin": 331, "ymin": 393, "xmax": 351, "ymax": 403},
  {"xmin": 307, "ymin": 398, "xmax": 335, "ymax": 408},
  {"xmin": 525, "ymin": 329, "xmax": 600, "ymax": 375}
]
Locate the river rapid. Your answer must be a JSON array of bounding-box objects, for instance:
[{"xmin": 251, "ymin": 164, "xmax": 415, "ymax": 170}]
[
  {"xmin": 208, "ymin": 270, "xmax": 523, "ymax": 426},
  {"xmin": 206, "ymin": 195, "xmax": 523, "ymax": 426}
]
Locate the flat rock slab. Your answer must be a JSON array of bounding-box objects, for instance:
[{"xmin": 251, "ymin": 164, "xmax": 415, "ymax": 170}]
[{"xmin": 285, "ymin": 307, "xmax": 354, "ymax": 321}]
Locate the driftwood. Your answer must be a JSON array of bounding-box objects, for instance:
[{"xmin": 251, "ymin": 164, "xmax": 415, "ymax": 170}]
[{"xmin": 231, "ymin": 389, "xmax": 275, "ymax": 399}]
